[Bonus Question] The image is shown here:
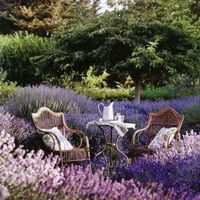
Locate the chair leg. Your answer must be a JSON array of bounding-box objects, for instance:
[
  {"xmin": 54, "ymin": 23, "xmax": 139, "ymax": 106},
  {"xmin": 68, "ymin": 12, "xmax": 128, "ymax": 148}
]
[
  {"xmin": 88, "ymin": 159, "xmax": 93, "ymax": 173},
  {"xmin": 132, "ymin": 150, "xmax": 139, "ymax": 162}
]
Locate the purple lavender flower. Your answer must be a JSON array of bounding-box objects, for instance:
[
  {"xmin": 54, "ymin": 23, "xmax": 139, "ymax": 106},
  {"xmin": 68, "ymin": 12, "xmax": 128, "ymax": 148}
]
[
  {"xmin": 0, "ymin": 185, "xmax": 10, "ymax": 200},
  {"xmin": 5, "ymin": 85, "xmax": 98, "ymax": 119},
  {"xmin": 115, "ymin": 130, "xmax": 200, "ymax": 197},
  {"xmin": 0, "ymin": 112, "xmax": 36, "ymax": 145},
  {"xmin": 0, "ymin": 129, "xmax": 200, "ymax": 199}
]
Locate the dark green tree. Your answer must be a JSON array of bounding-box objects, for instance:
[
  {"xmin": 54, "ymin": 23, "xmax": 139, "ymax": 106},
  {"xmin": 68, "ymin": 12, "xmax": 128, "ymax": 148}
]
[
  {"xmin": 0, "ymin": 0, "xmax": 98, "ymax": 36},
  {"xmin": 53, "ymin": 3, "xmax": 200, "ymax": 102}
]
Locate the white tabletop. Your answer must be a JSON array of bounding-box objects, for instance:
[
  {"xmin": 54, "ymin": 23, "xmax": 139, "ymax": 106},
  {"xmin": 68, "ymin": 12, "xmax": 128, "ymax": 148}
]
[{"xmin": 86, "ymin": 119, "xmax": 136, "ymax": 137}]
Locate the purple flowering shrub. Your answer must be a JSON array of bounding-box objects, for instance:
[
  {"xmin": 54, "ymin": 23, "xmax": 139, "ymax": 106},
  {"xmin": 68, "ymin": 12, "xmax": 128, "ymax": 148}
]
[
  {"xmin": 0, "ymin": 130, "xmax": 63, "ymax": 195},
  {"xmin": 0, "ymin": 112, "xmax": 36, "ymax": 145},
  {"xmin": 0, "ymin": 129, "xmax": 190, "ymax": 200},
  {"xmin": 5, "ymin": 85, "xmax": 98, "ymax": 120},
  {"xmin": 0, "ymin": 185, "xmax": 10, "ymax": 200},
  {"xmin": 114, "ymin": 96, "xmax": 200, "ymax": 131},
  {"xmin": 1, "ymin": 85, "xmax": 200, "ymax": 199},
  {"xmin": 115, "ymin": 131, "xmax": 200, "ymax": 196}
]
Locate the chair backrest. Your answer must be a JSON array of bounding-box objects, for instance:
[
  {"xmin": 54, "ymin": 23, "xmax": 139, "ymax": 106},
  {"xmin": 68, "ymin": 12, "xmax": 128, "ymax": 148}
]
[
  {"xmin": 32, "ymin": 107, "xmax": 65, "ymax": 131},
  {"xmin": 146, "ymin": 107, "xmax": 184, "ymax": 144}
]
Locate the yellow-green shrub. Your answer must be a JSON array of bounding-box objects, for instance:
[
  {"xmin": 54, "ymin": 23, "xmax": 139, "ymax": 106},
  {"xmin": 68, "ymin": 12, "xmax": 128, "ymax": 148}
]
[{"xmin": 0, "ymin": 81, "xmax": 19, "ymax": 103}]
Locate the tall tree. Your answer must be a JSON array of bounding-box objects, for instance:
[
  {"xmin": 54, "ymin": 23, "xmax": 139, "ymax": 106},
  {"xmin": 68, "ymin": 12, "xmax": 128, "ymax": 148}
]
[
  {"xmin": 53, "ymin": 1, "xmax": 200, "ymax": 103},
  {"xmin": 0, "ymin": 0, "xmax": 96, "ymax": 36}
]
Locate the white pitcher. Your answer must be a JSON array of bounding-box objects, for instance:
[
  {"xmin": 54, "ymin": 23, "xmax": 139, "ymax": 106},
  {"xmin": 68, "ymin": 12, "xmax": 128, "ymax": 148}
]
[{"xmin": 98, "ymin": 102, "xmax": 114, "ymax": 121}]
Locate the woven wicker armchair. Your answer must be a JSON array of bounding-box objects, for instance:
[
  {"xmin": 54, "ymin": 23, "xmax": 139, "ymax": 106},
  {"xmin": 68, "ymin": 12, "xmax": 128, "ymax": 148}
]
[
  {"xmin": 132, "ymin": 107, "xmax": 184, "ymax": 160},
  {"xmin": 32, "ymin": 107, "xmax": 90, "ymax": 166}
]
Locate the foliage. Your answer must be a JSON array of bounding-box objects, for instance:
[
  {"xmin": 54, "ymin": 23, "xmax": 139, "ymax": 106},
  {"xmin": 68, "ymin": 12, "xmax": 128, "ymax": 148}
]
[
  {"xmin": 0, "ymin": 35, "xmax": 12, "ymax": 76},
  {"xmin": 74, "ymin": 86, "xmax": 132, "ymax": 100},
  {"xmin": 0, "ymin": 34, "xmax": 12, "ymax": 51},
  {"xmin": 183, "ymin": 104, "xmax": 200, "ymax": 131},
  {"xmin": 51, "ymin": 6, "xmax": 200, "ymax": 103},
  {"xmin": 0, "ymin": 129, "xmax": 63, "ymax": 196},
  {"xmin": 5, "ymin": 84, "xmax": 200, "ymax": 131},
  {"xmin": 0, "ymin": 68, "xmax": 7, "ymax": 81},
  {"xmin": 172, "ymin": 85, "xmax": 200, "ymax": 98},
  {"xmin": 0, "ymin": 184, "xmax": 10, "ymax": 200},
  {"xmin": 141, "ymin": 87, "xmax": 173, "ymax": 100},
  {"xmin": 0, "ymin": 81, "xmax": 19, "ymax": 103},
  {"xmin": 61, "ymin": 0, "xmax": 100, "ymax": 29},
  {"xmin": 64, "ymin": 96, "xmax": 200, "ymax": 146},
  {"xmin": 5, "ymin": 85, "xmax": 97, "ymax": 120},
  {"xmin": 1, "ymin": 34, "xmax": 55, "ymax": 85},
  {"xmin": 82, "ymin": 66, "xmax": 110, "ymax": 88},
  {"xmin": 0, "ymin": 0, "xmax": 99, "ymax": 36},
  {"xmin": 0, "ymin": 0, "xmax": 62, "ymax": 36},
  {"xmin": 8, "ymin": 1, "xmax": 60, "ymax": 36},
  {"xmin": 74, "ymin": 85, "xmax": 200, "ymax": 101}
]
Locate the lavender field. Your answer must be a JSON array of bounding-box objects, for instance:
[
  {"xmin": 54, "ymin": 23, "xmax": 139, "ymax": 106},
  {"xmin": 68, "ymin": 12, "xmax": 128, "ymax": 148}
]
[
  {"xmin": 0, "ymin": 85, "xmax": 200, "ymax": 200},
  {"xmin": 0, "ymin": 0, "xmax": 199, "ymax": 198}
]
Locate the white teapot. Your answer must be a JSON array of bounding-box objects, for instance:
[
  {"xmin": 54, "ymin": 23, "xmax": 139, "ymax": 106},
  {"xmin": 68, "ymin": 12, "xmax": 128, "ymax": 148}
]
[{"xmin": 98, "ymin": 102, "xmax": 114, "ymax": 121}]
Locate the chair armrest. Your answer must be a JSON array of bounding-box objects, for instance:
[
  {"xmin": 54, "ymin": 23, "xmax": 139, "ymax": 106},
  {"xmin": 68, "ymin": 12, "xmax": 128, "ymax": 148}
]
[
  {"xmin": 42, "ymin": 132, "xmax": 64, "ymax": 165},
  {"xmin": 132, "ymin": 126, "xmax": 149, "ymax": 147},
  {"xmin": 42, "ymin": 132, "xmax": 62, "ymax": 152},
  {"xmin": 66, "ymin": 128, "xmax": 89, "ymax": 149}
]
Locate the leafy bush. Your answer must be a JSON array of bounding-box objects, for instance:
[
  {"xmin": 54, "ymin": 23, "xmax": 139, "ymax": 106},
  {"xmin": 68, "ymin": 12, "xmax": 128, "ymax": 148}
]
[
  {"xmin": 173, "ymin": 86, "xmax": 200, "ymax": 98},
  {"xmin": 141, "ymin": 87, "xmax": 173, "ymax": 100},
  {"xmin": 1, "ymin": 34, "xmax": 55, "ymax": 85},
  {"xmin": 60, "ymin": 67, "xmax": 133, "ymax": 100},
  {"xmin": 5, "ymin": 85, "xmax": 97, "ymax": 120},
  {"xmin": 74, "ymin": 86, "xmax": 132, "ymax": 100},
  {"xmin": 183, "ymin": 104, "xmax": 200, "ymax": 131},
  {"xmin": 81, "ymin": 66, "xmax": 109, "ymax": 88},
  {"xmin": 0, "ymin": 68, "xmax": 7, "ymax": 81},
  {"xmin": 0, "ymin": 81, "xmax": 19, "ymax": 103},
  {"xmin": 73, "ymin": 85, "xmax": 200, "ymax": 101},
  {"xmin": 142, "ymin": 86, "xmax": 200, "ymax": 100},
  {"xmin": 0, "ymin": 35, "xmax": 12, "ymax": 51}
]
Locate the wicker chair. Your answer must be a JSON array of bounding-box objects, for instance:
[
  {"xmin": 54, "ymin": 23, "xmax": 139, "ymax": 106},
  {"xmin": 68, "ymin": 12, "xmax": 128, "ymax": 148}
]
[
  {"xmin": 132, "ymin": 107, "xmax": 184, "ymax": 160},
  {"xmin": 32, "ymin": 107, "xmax": 90, "ymax": 166}
]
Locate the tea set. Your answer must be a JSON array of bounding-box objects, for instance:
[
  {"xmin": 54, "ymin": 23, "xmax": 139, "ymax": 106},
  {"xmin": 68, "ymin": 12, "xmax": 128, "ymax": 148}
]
[{"xmin": 98, "ymin": 102, "xmax": 124, "ymax": 122}]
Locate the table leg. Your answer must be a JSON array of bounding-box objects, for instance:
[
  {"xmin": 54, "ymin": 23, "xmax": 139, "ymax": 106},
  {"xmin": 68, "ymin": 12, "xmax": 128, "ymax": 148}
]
[
  {"xmin": 109, "ymin": 127, "xmax": 113, "ymax": 175},
  {"xmin": 94, "ymin": 125, "xmax": 128, "ymax": 175},
  {"xmin": 95, "ymin": 125, "xmax": 107, "ymax": 159},
  {"xmin": 116, "ymin": 135, "xmax": 129, "ymax": 166}
]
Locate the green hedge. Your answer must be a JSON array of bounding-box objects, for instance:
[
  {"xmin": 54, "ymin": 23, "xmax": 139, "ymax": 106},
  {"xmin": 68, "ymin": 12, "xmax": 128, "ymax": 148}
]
[
  {"xmin": 74, "ymin": 86, "xmax": 133, "ymax": 100},
  {"xmin": 141, "ymin": 87, "xmax": 173, "ymax": 100},
  {"xmin": 74, "ymin": 86, "xmax": 200, "ymax": 101},
  {"xmin": 1, "ymin": 34, "xmax": 55, "ymax": 85}
]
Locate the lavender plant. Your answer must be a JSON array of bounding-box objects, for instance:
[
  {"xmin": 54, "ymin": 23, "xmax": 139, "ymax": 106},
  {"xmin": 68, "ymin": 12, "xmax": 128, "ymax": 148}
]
[
  {"xmin": 0, "ymin": 112, "xmax": 36, "ymax": 145},
  {"xmin": 5, "ymin": 85, "xmax": 98, "ymax": 120},
  {"xmin": 0, "ymin": 185, "xmax": 10, "ymax": 200},
  {"xmin": 0, "ymin": 130, "xmax": 63, "ymax": 196},
  {"xmin": 115, "ymin": 131, "xmax": 200, "ymax": 196},
  {"xmin": 0, "ymin": 129, "xmax": 195, "ymax": 200}
]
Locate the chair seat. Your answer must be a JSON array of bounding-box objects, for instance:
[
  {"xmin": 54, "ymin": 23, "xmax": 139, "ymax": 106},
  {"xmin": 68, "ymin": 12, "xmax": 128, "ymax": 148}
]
[
  {"xmin": 32, "ymin": 107, "xmax": 90, "ymax": 165},
  {"xmin": 62, "ymin": 147, "xmax": 89, "ymax": 163},
  {"xmin": 132, "ymin": 108, "xmax": 184, "ymax": 161}
]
